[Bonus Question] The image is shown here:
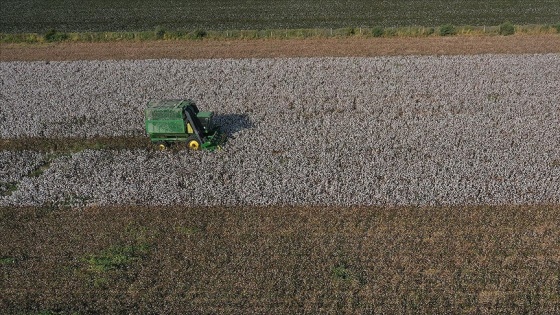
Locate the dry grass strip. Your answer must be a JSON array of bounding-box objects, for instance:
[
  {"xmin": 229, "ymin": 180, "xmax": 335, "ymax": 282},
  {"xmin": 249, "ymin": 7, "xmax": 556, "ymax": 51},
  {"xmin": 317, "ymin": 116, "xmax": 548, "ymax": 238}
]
[{"xmin": 1, "ymin": 35, "xmax": 559, "ymax": 61}]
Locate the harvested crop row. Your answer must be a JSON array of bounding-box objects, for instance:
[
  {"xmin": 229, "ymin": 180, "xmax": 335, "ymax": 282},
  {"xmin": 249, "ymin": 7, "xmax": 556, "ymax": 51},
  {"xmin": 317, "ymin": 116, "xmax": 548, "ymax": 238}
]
[
  {"xmin": 1, "ymin": 55, "xmax": 559, "ymax": 206},
  {"xmin": 0, "ymin": 136, "xmax": 151, "ymax": 152}
]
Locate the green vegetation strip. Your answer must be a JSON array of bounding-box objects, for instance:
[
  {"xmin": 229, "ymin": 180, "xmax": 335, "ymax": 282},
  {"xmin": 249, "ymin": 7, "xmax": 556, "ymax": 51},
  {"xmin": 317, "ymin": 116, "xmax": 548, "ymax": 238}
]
[
  {"xmin": 1, "ymin": 204, "xmax": 559, "ymax": 313},
  {"xmin": 1, "ymin": 23, "xmax": 559, "ymax": 44},
  {"xmin": 1, "ymin": 0, "xmax": 559, "ymax": 33},
  {"xmin": 0, "ymin": 137, "xmax": 152, "ymax": 153}
]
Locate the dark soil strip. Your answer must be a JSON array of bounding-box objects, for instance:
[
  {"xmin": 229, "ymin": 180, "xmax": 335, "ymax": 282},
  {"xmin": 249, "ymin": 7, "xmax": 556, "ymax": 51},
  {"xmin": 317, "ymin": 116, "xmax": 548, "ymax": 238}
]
[
  {"xmin": 1, "ymin": 204, "xmax": 559, "ymax": 313},
  {"xmin": 0, "ymin": 137, "xmax": 153, "ymax": 152},
  {"xmin": 1, "ymin": 35, "xmax": 559, "ymax": 62}
]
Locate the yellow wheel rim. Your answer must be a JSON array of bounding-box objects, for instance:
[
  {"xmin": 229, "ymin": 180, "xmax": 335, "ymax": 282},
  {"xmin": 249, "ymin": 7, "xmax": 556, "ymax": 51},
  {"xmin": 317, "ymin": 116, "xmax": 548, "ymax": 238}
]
[
  {"xmin": 188, "ymin": 140, "xmax": 200, "ymax": 150},
  {"xmin": 158, "ymin": 144, "xmax": 166, "ymax": 151}
]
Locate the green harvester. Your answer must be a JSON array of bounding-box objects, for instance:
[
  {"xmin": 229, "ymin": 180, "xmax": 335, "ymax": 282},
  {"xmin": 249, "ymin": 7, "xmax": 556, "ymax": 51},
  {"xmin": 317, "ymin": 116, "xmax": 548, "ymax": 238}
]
[{"xmin": 145, "ymin": 99, "xmax": 226, "ymax": 151}]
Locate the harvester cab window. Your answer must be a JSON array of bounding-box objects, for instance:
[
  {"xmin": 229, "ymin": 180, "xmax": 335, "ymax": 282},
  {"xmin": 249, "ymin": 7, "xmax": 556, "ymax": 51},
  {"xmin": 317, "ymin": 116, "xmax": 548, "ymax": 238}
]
[{"xmin": 199, "ymin": 117, "xmax": 211, "ymax": 130}]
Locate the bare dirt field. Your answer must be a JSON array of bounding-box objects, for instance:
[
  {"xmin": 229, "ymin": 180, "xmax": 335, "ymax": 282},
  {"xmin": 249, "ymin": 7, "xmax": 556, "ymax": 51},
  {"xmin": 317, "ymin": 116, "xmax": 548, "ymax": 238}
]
[
  {"xmin": 1, "ymin": 35, "xmax": 559, "ymax": 61},
  {"xmin": 2, "ymin": 204, "xmax": 559, "ymax": 313}
]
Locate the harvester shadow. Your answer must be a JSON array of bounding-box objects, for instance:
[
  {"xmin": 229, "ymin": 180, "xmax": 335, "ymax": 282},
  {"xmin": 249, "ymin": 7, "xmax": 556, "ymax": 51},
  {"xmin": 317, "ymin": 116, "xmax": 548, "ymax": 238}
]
[{"xmin": 214, "ymin": 113, "xmax": 254, "ymax": 138}]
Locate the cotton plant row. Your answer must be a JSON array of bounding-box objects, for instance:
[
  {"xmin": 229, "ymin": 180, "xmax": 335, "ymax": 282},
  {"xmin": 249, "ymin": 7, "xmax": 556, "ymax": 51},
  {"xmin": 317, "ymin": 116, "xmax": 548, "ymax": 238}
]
[
  {"xmin": 1, "ymin": 55, "xmax": 559, "ymax": 139},
  {"xmin": 2, "ymin": 106, "xmax": 560, "ymax": 206},
  {"xmin": 2, "ymin": 126, "xmax": 559, "ymax": 206},
  {"xmin": 0, "ymin": 151, "xmax": 45, "ymax": 195},
  {"xmin": 1, "ymin": 55, "xmax": 559, "ymax": 206}
]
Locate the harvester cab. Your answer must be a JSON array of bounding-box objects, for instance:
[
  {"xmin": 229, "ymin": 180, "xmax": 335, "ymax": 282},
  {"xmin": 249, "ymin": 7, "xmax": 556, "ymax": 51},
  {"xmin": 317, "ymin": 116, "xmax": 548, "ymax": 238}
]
[{"xmin": 144, "ymin": 99, "xmax": 226, "ymax": 151}]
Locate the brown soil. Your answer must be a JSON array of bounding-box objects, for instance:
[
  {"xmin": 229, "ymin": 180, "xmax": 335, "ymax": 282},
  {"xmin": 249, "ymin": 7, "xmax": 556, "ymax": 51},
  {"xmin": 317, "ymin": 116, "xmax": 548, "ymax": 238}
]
[
  {"xmin": 1, "ymin": 204, "xmax": 559, "ymax": 313},
  {"xmin": 1, "ymin": 35, "xmax": 559, "ymax": 61},
  {"xmin": 0, "ymin": 137, "xmax": 151, "ymax": 152}
]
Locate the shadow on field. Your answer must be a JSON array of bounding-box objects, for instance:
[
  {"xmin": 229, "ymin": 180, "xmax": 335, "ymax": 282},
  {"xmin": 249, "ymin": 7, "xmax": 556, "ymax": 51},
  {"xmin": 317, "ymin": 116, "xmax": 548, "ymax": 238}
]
[{"xmin": 214, "ymin": 113, "xmax": 254, "ymax": 138}]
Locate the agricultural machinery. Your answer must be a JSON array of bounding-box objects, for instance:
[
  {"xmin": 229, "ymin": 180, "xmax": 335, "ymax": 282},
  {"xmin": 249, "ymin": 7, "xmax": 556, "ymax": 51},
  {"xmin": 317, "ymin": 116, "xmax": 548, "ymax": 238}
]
[{"xmin": 144, "ymin": 99, "xmax": 226, "ymax": 151}]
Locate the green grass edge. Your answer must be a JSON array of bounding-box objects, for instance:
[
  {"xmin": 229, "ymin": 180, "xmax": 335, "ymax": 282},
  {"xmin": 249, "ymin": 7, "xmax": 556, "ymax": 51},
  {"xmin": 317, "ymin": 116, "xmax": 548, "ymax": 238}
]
[{"xmin": 1, "ymin": 23, "xmax": 558, "ymax": 44}]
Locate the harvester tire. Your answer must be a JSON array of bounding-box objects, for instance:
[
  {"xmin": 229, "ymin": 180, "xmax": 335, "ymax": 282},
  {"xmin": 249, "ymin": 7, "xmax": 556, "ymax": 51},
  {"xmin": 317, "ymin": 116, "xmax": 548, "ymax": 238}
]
[
  {"xmin": 157, "ymin": 142, "xmax": 167, "ymax": 151},
  {"xmin": 188, "ymin": 139, "xmax": 200, "ymax": 150}
]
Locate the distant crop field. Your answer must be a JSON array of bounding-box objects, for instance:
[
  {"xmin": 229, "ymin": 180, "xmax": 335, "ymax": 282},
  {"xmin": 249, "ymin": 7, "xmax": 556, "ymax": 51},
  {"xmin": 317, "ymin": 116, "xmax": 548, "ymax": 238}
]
[{"xmin": 1, "ymin": 0, "xmax": 559, "ymax": 33}]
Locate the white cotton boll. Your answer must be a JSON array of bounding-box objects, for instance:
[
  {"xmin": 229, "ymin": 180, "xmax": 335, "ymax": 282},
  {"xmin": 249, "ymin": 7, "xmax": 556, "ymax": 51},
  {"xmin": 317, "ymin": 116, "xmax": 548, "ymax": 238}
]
[{"xmin": 1, "ymin": 55, "xmax": 559, "ymax": 206}]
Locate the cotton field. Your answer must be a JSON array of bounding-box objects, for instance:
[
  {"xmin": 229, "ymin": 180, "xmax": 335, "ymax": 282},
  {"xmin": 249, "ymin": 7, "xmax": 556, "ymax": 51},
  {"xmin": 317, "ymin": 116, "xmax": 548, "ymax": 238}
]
[
  {"xmin": 0, "ymin": 150, "xmax": 45, "ymax": 196},
  {"xmin": 1, "ymin": 55, "xmax": 559, "ymax": 206}
]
